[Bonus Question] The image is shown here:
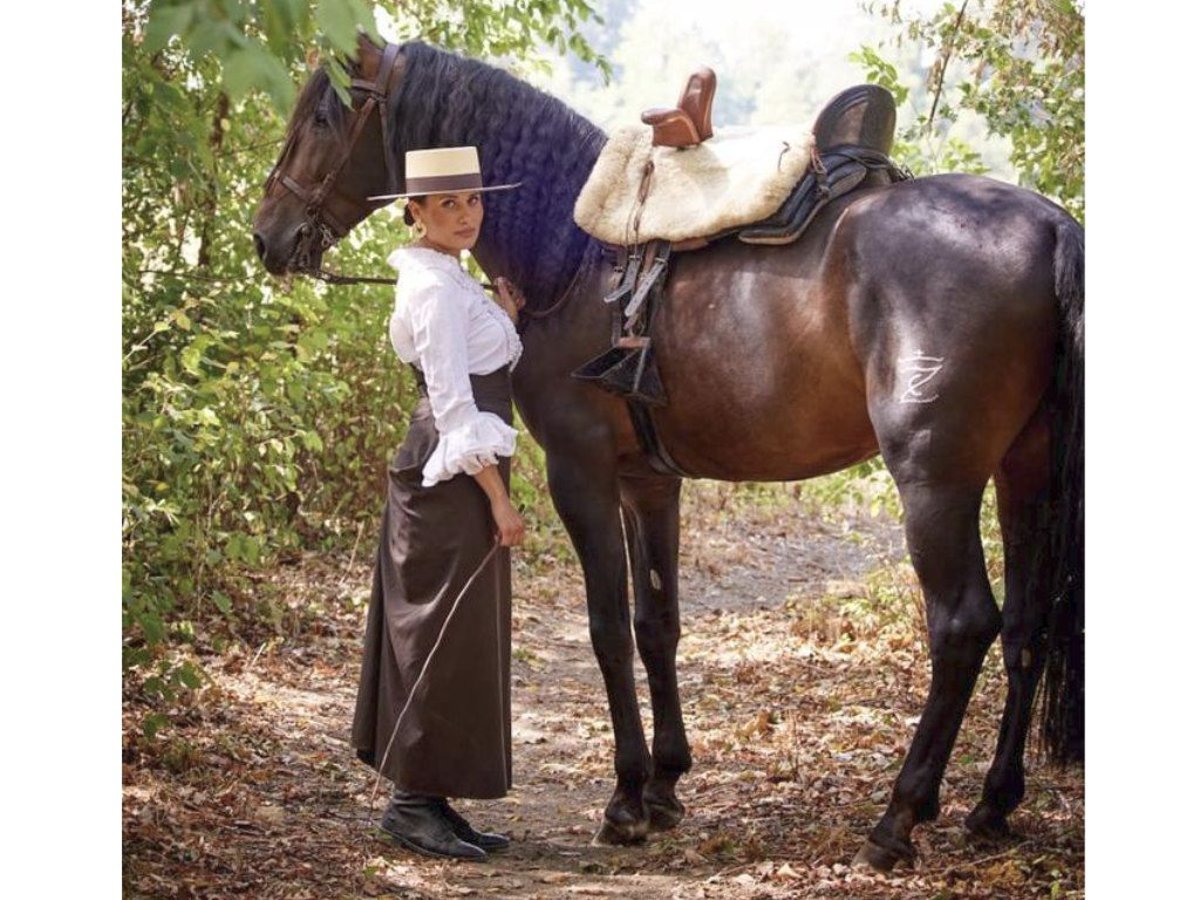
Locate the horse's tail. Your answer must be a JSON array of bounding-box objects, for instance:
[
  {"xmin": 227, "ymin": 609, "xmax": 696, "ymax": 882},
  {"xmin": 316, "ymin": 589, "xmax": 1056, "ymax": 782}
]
[{"xmin": 1039, "ymin": 215, "xmax": 1085, "ymax": 764}]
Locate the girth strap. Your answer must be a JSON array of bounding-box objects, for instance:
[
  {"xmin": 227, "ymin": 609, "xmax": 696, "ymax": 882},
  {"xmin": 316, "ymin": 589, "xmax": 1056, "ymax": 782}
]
[{"xmin": 627, "ymin": 402, "xmax": 691, "ymax": 478}]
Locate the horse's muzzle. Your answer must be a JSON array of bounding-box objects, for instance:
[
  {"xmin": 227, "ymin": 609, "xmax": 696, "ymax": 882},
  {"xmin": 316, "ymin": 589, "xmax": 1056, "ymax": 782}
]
[{"xmin": 253, "ymin": 222, "xmax": 311, "ymax": 275}]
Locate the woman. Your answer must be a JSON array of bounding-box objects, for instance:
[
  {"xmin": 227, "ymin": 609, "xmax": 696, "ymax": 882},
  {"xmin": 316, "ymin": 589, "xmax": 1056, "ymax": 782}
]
[{"xmin": 351, "ymin": 146, "xmax": 527, "ymax": 861}]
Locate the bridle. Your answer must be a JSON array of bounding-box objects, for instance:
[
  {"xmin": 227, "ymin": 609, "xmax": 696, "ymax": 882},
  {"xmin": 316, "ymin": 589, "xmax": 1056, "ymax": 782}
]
[{"xmin": 263, "ymin": 42, "xmax": 405, "ymax": 284}]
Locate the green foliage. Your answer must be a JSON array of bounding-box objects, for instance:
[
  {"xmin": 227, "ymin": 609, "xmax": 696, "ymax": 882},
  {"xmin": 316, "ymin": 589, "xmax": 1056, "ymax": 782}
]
[
  {"xmin": 122, "ymin": 1, "xmax": 608, "ymax": 711},
  {"xmin": 139, "ymin": 0, "xmax": 373, "ymax": 111},
  {"xmin": 856, "ymin": 0, "xmax": 1084, "ymax": 220},
  {"xmin": 402, "ymin": 0, "xmax": 613, "ymax": 83},
  {"xmin": 137, "ymin": 0, "xmax": 610, "ymax": 114},
  {"xmin": 805, "ymin": 458, "xmax": 901, "ymax": 522}
]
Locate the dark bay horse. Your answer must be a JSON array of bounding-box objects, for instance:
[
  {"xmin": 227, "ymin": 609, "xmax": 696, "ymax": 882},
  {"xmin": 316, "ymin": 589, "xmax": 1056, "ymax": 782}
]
[{"xmin": 252, "ymin": 38, "xmax": 1083, "ymax": 871}]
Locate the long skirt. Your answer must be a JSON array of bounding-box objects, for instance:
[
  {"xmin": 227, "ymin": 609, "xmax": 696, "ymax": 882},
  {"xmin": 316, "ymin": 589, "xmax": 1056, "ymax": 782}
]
[{"xmin": 351, "ymin": 367, "xmax": 513, "ymax": 799}]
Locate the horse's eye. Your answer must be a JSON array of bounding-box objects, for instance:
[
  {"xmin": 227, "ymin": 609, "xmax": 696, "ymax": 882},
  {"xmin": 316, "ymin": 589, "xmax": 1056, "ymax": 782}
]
[{"xmin": 314, "ymin": 110, "xmax": 329, "ymax": 128}]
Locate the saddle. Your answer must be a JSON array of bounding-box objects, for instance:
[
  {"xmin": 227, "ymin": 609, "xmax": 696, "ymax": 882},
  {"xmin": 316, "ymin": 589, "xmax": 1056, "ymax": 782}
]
[{"xmin": 572, "ymin": 72, "xmax": 910, "ymax": 473}]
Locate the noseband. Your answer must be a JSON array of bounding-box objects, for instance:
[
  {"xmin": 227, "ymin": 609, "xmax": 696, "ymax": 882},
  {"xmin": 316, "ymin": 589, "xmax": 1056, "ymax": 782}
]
[{"xmin": 264, "ymin": 42, "xmax": 404, "ymax": 284}]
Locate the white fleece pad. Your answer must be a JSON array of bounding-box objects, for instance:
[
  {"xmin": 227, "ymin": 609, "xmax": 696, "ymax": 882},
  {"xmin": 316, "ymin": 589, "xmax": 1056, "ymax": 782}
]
[{"xmin": 573, "ymin": 125, "xmax": 815, "ymax": 245}]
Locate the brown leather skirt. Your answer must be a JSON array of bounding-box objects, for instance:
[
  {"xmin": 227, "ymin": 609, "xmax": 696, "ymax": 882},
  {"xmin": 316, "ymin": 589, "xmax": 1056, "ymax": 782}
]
[{"xmin": 351, "ymin": 367, "xmax": 513, "ymax": 798}]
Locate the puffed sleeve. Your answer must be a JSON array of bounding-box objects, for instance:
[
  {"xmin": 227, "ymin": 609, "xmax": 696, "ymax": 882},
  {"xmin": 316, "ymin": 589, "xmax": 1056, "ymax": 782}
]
[{"xmin": 405, "ymin": 276, "xmax": 518, "ymax": 487}]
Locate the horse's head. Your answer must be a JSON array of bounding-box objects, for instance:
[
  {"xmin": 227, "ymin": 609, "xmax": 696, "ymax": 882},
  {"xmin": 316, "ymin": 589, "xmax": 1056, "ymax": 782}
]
[{"xmin": 252, "ymin": 37, "xmax": 404, "ymax": 275}]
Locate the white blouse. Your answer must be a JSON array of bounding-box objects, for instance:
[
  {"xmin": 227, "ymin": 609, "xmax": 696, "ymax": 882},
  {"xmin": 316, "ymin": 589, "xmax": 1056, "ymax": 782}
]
[{"xmin": 387, "ymin": 246, "xmax": 523, "ymax": 487}]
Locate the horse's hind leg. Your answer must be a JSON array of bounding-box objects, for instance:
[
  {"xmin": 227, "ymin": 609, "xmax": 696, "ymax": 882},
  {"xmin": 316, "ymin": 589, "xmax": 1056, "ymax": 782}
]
[
  {"xmin": 620, "ymin": 474, "xmax": 692, "ymax": 831},
  {"xmin": 966, "ymin": 411, "xmax": 1052, "ymax": 839},
  {"xmin": 856, "ymin": 477, "xmax": 1002, "ymax": 871}
]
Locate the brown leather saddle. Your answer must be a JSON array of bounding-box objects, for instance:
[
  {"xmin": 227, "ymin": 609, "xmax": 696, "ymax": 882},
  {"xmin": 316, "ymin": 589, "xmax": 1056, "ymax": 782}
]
[{"xmin": 573, "ymin": 71, "xmax": 910, "ymax": 474}]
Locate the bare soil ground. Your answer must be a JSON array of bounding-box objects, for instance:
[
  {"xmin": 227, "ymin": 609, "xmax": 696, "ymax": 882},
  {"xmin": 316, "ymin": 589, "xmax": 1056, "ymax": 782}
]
[{"xmin": 123, "ymin": 482, "xmax": 1083, "ymax": 899}]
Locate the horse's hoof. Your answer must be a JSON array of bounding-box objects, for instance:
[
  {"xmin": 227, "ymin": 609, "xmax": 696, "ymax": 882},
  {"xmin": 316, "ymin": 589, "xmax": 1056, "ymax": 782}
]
[
  {"xmin": 852, "ymin": 838, "xmax": 914, "ymax": 873},
  {"xmin": 645, "ymin": 795, "xmax": 684, "ymax": 832},
  {"xmin": 592, "ymin": 817, "xmax": 649, "ymax": 846},
  {"xmin": 964, "ymin": 804, "xmax": 1014, "ymax": 842}
]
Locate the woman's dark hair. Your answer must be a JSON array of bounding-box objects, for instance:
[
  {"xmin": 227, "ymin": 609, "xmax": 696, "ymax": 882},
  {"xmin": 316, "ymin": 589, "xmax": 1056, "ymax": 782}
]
[{"xmin": 402, "ymin": 198, "xmax": 426, "ymax": 227}]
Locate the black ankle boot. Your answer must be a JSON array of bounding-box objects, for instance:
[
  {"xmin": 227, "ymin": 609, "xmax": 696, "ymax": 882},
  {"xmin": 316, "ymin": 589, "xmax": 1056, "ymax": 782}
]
[
  {"xmin": 381, "ymin": 791, "xmax": 487, "ymax": 860},
  {"xmin": 437, "ymin": 799, "xmax": 511, "ymax": 852}
]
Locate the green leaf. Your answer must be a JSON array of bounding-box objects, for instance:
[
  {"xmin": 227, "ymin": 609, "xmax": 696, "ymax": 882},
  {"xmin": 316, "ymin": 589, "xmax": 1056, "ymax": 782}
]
[
  {"xmin": 177, "ymin": 662, "xmax": 203, "ymax": 690},
  {"xmin": 139, "ymin": 609, "xmax": 165, "ymax": 645},
  {"xmin": 348, "ymin": 0, "xmax": 381, "ymax": 44},
  {"xmin": 186, "ymin": 16, "xmax": 238, "ymax": 57},
  {"xmin": 212, "ymin": 591, "xmax": 233, "ymax": 615},
  {"xmin": 263, "ymin": 0, "xmax": 312, "ymax": 55},
  {"xmin": 221, "ymin": 43, "xmax": 293, "ymax": 111},
  {"xmin": 143, "ymin": 713, "xmax": 170, "ymax": 739},
  {"xmin": 316, "ymin": 0, "xmax": 361, "ymax": 56},
  {"xmin": 144, "ymin": 1, "xmax": 195, "ymax": 56},
  {"xmin": 325, "ymin": 58, "xmax": 353, "ymax": 107}
]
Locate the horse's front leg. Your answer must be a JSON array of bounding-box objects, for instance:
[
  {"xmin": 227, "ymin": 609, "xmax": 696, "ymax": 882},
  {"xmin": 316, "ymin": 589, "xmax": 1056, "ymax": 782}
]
[
  {"xmin": 620, "ymin": 473, "xmax": 692, "ymax": 831},
  {"xmin": 546, "ymin": 445, "xmax": 651, "ymax": 844}
]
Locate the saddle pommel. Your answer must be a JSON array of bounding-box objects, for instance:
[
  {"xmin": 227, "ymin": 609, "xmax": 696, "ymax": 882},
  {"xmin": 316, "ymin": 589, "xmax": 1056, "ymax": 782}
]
[{"xmin": 641, "ymin": 67, "xmax": 717, "ymax": 149}]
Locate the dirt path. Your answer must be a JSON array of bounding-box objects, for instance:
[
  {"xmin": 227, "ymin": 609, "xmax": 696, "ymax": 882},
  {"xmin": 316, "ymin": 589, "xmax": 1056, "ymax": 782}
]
[{"xmin": 123, "ymin": 483, "xmax": 1083, "ymax": 898}]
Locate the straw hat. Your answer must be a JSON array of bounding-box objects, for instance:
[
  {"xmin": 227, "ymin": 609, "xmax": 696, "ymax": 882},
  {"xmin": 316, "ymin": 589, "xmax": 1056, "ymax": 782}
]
[{"xmin": 367, "ymin": 146, "xmax": 521, "ymax": 201}]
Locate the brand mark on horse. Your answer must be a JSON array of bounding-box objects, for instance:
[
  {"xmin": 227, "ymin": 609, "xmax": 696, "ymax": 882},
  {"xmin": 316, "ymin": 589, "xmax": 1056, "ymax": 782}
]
[{"xmin": 898, "ymin": 351, "xmax": 946, "ymax": 404}]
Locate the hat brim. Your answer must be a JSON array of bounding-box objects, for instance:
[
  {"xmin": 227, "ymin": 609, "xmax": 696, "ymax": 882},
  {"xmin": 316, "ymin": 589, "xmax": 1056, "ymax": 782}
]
[{"xmin": 367, "ymin": 182, "xmax": 523, "ymax": 202}]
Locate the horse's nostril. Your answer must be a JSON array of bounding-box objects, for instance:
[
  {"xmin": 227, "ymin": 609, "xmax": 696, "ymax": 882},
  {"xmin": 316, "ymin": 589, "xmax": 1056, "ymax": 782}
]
[{"xmin": 253, "ymin": 232, "xmax": 267, "ymax": 262}]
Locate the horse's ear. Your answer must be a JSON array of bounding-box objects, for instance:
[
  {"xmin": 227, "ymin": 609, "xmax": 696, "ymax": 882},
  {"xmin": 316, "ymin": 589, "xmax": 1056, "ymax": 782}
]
[
  {"xmin": 356, "ymin": 32, "xmax": 380, "ymax": 58},
  {"xmin": 349, "ymin": 31, "xmax": 383, "ymax": 76}
]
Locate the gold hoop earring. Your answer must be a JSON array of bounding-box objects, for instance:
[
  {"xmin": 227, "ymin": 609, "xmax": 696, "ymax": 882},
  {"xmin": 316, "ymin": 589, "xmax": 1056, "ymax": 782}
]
[{"xmin": 413, "ymin": 220, "xmax": 426, "ymax": 238}]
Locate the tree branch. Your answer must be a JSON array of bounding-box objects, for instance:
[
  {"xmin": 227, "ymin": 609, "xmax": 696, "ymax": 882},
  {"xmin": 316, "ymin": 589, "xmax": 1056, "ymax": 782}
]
[{"xmin": 926, "ymin": 0, "xmax": 970, "ymax": 134}]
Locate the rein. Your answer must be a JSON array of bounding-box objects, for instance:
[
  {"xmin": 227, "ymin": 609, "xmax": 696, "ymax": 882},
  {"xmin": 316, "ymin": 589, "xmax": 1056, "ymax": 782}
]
[
  {"xmin": 515, "ymin": 242, "xmax": 601, "ymax": 332},
  {"xmin": 309, "ymin": 269, "xmax": 396, "ymax": 286}
]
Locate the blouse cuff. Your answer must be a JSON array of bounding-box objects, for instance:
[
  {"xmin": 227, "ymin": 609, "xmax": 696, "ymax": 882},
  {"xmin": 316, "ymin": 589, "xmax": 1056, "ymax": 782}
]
[{"xmin": 420, "ymin": 411, "xmax": 519, "ymax": 487}]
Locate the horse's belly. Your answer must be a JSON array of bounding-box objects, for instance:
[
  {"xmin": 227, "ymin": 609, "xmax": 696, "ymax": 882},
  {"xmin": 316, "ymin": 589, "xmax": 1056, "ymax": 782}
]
[{"xmin": 651, "ymin": 348, "xmax": 879, "ymax": 481}]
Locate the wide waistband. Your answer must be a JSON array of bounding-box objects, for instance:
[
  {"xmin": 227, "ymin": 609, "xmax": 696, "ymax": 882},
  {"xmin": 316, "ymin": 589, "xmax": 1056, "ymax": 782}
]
[{"xmin": 410, "ymin": 365, "xmax": 513, "ymax": 424}]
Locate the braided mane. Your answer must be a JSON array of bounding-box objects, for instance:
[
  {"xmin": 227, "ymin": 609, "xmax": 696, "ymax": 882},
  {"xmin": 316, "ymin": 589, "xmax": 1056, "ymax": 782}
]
[{"xmin": 387, "ymin": 41, "xmax": 608, "ymax": 310}]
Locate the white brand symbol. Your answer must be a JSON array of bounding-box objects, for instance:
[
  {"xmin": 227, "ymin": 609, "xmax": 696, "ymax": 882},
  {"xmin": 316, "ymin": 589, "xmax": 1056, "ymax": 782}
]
[{"xmin": 899, "ymin": 351, "xmax": 945, "ymax": 404}]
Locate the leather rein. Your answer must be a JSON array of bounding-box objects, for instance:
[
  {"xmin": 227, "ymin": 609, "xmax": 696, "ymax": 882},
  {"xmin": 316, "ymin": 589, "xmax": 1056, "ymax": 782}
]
[{"xmin": 263, "ymin": 43, "xmax": 404, "ymax": 285}]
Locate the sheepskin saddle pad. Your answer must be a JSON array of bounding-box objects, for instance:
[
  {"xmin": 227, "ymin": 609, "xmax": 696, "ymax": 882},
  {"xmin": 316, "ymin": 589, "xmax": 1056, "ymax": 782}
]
[{"xmin": 573, "ymin": 124, "xmax": 816, "ymax": 247}]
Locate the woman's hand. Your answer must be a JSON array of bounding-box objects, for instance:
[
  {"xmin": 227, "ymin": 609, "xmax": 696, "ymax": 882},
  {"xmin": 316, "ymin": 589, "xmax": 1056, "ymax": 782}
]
[
  {"xmin": 490, "ymin": 495, "xmax": 526, "ymax": 547},
  {"xmin": 472, "ymin": 464, "xmax": 524, "ymax": 547},
  {"xmin": 494, "ymin": 277, "xmax": 526, "ymax": 324}
]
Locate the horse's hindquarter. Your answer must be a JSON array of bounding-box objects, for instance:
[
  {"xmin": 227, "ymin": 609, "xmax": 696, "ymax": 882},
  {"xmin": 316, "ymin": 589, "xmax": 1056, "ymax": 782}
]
[
  {"xmin": 651, "ymin": 203, "xmax": 880, "ymax": 481},
  {"xmin": 840, "ymin": 174, "xmax": 1061, "ymax": 484}
]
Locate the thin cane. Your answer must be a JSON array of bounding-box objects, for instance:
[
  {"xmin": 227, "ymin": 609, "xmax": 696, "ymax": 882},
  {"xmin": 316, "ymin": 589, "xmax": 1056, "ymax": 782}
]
[{"xmin": 366, "ymin": 539, "xmax": 502, "ymax": 814}]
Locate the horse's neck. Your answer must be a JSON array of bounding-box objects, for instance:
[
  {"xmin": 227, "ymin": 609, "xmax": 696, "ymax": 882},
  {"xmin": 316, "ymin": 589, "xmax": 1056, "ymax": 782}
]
[{"xmin": 418, "ymin": 58, "xmax": 601, "ymax": 308}]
